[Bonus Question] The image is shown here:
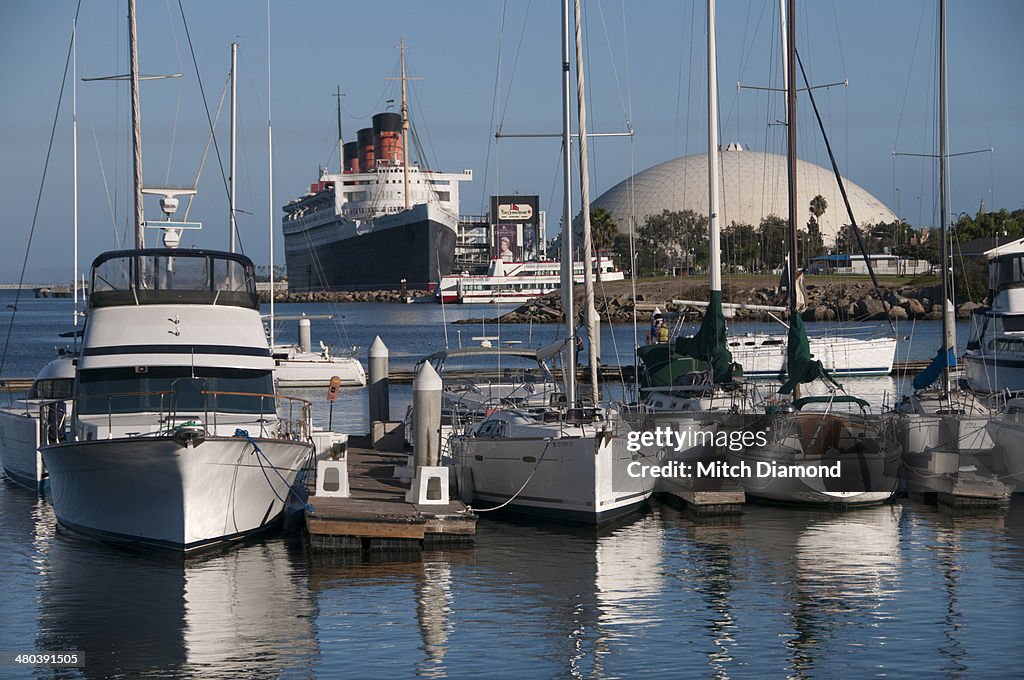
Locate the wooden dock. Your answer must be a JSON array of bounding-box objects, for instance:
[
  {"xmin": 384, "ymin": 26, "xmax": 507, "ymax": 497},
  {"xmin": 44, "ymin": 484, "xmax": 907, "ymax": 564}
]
[
  {"xmin": 654, "ymin": 475, "xmax": 746, "ymax": 516},
  {"xmin": 305, "ymin": 446, "xmax": 476, "ymax": 552}
]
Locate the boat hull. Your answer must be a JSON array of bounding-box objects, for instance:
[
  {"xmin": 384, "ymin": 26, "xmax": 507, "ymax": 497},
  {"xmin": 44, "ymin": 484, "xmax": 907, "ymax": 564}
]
[
  {"xmin": 42, "ymin": 436, "xmax": 312, "ymax": 551},
  {"xmin": 452, "ymin": 435, "xmax": 654, "ymax": 524},
  {"xmin": 730, "ymin": 412, "xmax": 900, "ymax": 506},
  {"xmin": 283, "ymin": 203, "xmax": 456, "ymax": 292},
  {"xmin": 730, "ymin": 335, "xmax": 896, "ymax": 378},
  {"xmin": 962, "ymin": 351, "xmax": 1024, "ymax": 394},
  {"xmin": 0, "ymin": 407, "xmax": 45, "ymax": 491},
  {"xmin": 274, "ymin": 356, "xmax": 366, "ymax": 388}
]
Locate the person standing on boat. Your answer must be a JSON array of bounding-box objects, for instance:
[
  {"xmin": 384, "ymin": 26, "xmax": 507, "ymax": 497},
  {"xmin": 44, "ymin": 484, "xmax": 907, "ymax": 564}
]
[{"xmin": 648, "ymin": 311, "xmax": 664, "ymax": 344}]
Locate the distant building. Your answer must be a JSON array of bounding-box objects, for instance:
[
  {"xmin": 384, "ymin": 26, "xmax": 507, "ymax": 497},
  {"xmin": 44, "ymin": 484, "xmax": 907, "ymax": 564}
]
[
  {"xmin": 956, "ymin": 235, "xmax": 1021, "ymax": 258},
  {"xmin": 808, "ymin": 253, "xmax": 931, "ymax": 276},
  {"xmin": 591, "ymin": 144, "xmax": 897, "ymax": 241}
]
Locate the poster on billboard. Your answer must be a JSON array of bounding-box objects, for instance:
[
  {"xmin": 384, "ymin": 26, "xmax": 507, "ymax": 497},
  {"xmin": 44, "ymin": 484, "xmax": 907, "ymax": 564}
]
[
  {"xmin": 491, "ymin": 195, "xmax": 539, "ymax": 261},
  {"xmin": 495, "ymin": 224, "xmax": 518, "ymax": 261}
]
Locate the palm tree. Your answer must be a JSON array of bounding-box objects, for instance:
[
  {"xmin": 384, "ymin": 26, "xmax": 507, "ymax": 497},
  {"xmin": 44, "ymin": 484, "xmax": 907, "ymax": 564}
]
[
  {"xmin": 809, "ymin": 194, "xmax": 828, "ymax": 223},
  {"xmin": 590, "ymin": 206, "xmax": 619, "ymax": 282}
]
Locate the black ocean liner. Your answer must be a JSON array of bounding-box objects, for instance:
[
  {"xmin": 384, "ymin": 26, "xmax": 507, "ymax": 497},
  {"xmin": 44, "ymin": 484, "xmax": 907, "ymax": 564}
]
[{"xmin": 282, "ymin": 48, "xmax": 471, "ymax": 292}]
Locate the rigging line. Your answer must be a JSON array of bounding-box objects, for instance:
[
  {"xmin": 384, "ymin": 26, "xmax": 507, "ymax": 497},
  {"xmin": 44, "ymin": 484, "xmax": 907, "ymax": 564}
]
[
  {"xmin": 90, "ymin": 118, "xmax": 125, "ymax": 248},
  {"xmin": 796, "ymin": 48, "xmax": 894, "ymax": 335},
  {"xmin": 496, "ymin": 0, "xmax": 533, "ymax": 138},
  {"xmin": 163, "ymin": 0, "xmax": 186, "ymax": 184},
  {"xmin": 593, "ymin": 0, "xmax": 628, "ymax": 127},
  {"xmin": 478, "ymin": 0, "xmax": 506, "ymax": 213},
  {"xmin": 184, "ymin": 73, "xmax": 229, "ymax": 220},
  {"xmin": 176, "ymin": 0, "xmax": 232, "ymax": 236},
  {"xmin": 1, "ymin": 0, "xmax": 83, "ymax": 382},
  {"xmin": 892, "ymin": 2, "xmax": 930, "ymax": 157}
]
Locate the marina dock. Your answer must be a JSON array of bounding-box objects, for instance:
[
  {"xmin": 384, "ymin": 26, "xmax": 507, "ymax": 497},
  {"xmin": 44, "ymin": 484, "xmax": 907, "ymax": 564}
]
[{"xmin": 305, "ymin": 438, "xmax": 477, "ymax": 552}]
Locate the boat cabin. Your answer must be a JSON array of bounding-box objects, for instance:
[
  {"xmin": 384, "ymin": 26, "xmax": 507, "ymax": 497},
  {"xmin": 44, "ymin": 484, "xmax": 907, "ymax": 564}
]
[{"xmin": 89, "ymin": 249, "xmax": 259, "ymax": 310}]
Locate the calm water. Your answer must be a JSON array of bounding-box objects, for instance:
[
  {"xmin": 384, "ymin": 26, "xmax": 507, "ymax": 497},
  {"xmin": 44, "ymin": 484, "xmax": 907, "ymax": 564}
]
[{"xmin": 1, "ymin": 291, "xmax": 1020, "ymax": 678}]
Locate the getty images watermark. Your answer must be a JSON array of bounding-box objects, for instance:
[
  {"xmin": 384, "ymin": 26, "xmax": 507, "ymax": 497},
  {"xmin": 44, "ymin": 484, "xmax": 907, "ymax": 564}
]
[{"xmin": 622, "ymin": 426, "xmax": 843, "ymax": 481}]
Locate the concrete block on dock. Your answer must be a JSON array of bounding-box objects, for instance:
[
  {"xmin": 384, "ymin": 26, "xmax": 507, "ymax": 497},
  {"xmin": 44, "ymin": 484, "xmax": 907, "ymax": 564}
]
[
  {"xmin": 406, "ymin": 466, "xmax": 450, "ymax": 505},
  {"xmin": 393, "ymin": 453, "xmax": 415, "ymax": 481},
  {"xmin": 311, "ymin": 431, "xmax": 348, "ymax": 460},
  {"xmin": 315, "ymin": 459, "xmax": 350, "ymax": 498}
]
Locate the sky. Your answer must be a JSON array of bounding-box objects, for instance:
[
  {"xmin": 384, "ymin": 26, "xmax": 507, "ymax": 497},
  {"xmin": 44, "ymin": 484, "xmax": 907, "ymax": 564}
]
[{"xmin": 1, "ymin": 0, "xmax": 1021, "ymax": 282}]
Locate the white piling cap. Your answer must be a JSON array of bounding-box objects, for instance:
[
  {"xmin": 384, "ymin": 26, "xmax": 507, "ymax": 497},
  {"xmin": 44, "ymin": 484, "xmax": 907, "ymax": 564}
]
[
  {"xmin": 413, "ymin": 359, "xmax": 443, "ymax": 391},
  {"xmin": 369, "ymin": 335, "xmax": 389, "ymax": 358}
]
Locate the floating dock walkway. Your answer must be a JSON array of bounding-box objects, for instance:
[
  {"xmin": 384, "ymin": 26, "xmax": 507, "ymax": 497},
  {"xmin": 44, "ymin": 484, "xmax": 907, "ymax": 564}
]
[{"xmin": 306, "ymin": 441, "xmax": 477, "ymax": 552}]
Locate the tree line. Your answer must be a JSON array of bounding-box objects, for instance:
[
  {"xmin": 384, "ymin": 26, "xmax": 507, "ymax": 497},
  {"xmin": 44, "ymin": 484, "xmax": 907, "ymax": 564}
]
[{"xmin": 587, "ymin": 197, "xmax": 1024, "ymax": 279}]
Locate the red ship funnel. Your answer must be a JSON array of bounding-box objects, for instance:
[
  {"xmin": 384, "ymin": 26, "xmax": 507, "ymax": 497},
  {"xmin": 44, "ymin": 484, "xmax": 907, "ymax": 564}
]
[
  {"xmin": 357, "ymin": 127, "xmax": 375, "ymax": 172},
  {"xmin": 372, "ymin": 112, "xmax": 403, "ymax": 165},
  {"xmin": 343, "ymin": 141, "xmax": 360, "ymax": 173}
]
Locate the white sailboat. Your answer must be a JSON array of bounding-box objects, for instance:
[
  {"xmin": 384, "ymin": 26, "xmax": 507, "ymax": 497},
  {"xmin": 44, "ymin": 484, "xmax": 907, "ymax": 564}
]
[
  {"xmin": 448, "ymin": 0, "xmax": 654, "ymax": 524},
  {"xmin": 729, "ymin": 0, "xmax": 900, "ymax": 506},
  {"xmin": 898, "ymin": 0, "xmax": 1004, "ymax": 499},
  {"xmin": 626, "ymin": 0, "xmax": 758, "ymax": 487},
  {"xmin": 38, "ymin": 1, "xmax": 315, "ymax": 552},
  {"xmin": 269, "ymin": 314, "xmax": 365, "ymax": 388}
]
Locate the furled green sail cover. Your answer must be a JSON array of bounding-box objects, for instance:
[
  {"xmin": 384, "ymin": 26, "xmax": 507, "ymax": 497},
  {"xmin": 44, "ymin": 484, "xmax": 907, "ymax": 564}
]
[
  {"xmin": 672, "ymin": 290, "xmax": 740, "ymax": 384},
  {"xmin": 779, "ymin": 312, "xmax": 840, "ymax": 395}
]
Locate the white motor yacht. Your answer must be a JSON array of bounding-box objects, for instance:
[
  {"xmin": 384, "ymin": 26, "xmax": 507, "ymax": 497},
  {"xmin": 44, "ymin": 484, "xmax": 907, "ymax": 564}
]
[
  {"xmin": 40, "ymin": 248, "xmax": 315, "ymax": 551},
  {"xmin": 0, "ymin": 354, "xmax": 75, "ymax": 491}
]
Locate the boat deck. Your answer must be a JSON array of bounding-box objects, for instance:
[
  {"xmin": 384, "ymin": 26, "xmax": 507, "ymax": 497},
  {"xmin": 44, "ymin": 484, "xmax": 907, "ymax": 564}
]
[{"xmin": 305, "ymin": 446, "xmax": 476, "ymax": 552}]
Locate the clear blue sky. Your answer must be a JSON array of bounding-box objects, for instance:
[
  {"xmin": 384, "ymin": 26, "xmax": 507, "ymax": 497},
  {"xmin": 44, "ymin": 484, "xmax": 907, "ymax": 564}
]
[{"xmin": 1, "ymin": 0, "xmax": 1021, "ymax": 281}]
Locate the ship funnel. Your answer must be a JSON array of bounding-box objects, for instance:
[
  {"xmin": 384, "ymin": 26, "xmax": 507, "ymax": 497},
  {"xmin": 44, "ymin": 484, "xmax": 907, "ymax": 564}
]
[
  {"xmin": 343, "ymin": 141, "xmax": 360, "ymax": 173},
  {"xmin": 357, "ymin": 128, "xmax": 375, "ymax": 173},
  {"xmin": 373, "ymin": 112, "xmax": 403, "ymax": 165}
]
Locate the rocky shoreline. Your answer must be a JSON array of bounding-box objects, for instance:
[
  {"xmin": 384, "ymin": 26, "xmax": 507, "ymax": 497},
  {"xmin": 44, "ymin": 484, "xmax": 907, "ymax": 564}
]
[
  {"xmin": 452, "ymin": 277, "xmax": 985, "ymax": 325},
  {"xmin": 259, "ymin": 289, "xmax": 434, "ymax": 304}
]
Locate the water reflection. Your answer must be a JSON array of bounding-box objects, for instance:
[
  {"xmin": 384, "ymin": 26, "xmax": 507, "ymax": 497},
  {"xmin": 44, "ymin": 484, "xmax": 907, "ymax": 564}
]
[
  {"xmin": 35, "ymin": 534, "xmax": 315, "ymax": 679},
  {"xmin": 306, "ymin": 548, "xmax": 471, "ymax": 679}
]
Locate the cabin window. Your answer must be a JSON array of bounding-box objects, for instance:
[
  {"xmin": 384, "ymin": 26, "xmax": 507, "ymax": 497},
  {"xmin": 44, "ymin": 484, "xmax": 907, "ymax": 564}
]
[
  {"xmin": 76, "ymin": 366, "xmax": 274, "ymax": 415},
  {"xmin": 30, "ymin": 378, "xmax": 74, "ymax": 400}
]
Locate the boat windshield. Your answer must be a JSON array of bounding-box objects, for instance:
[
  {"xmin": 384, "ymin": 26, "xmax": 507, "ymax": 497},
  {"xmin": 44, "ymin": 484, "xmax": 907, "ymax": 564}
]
[
  {"xmin": 75, "ymin": 366, "xmax": 274, "ymax": 415},
  {"xmin": 29, "ymin": 378, "xmax": 74, "ymax": 400},
  {"xmin": 90, "ymin": 249, "xmax": 259, "ymax": 309}
]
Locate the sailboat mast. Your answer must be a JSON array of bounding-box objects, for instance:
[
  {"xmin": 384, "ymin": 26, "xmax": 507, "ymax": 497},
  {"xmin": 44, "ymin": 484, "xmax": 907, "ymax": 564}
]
[
  {"xmin": 938, "ymin": 0, "xmax": 952, "ymax": 395},
  {"xmin": 267, "ymin": 0, "xmax": 275, "ymax": 344},
  {"xmin": 229, "ymin": 42, "xmax": 237, "ymax": 253},
  {"xmin": 574, "ymin": 0, "xmax": 599, "ymax": 404},
  {"xmin": 785, "ymin": 0, "xmax": 798, "ymax": 313},
  {"xmin": 560, "ymin": 0, "xmax": 576, "ymax": 406},
  {"xmin": 400, "ymin": 40, "xmax": 411, "ymax": 211},
  {"xmin": 785, "ymin": 0, "xmax": 799, "ymax": 399},
  {"xmin": 73, "ymin": 16, "xmax": 80, "ymax": 343},
  {"xmin": 128, "ymin": 0, "xmax": 144, "ymax": 247},
  {"xmin": 708, "ymin": 0, "xmax": 722, "ymax": 292}
]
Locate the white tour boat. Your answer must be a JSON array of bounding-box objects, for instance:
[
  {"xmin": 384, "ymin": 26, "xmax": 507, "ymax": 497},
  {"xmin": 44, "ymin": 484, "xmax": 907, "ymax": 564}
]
[{"xmin": 437, "ymin": 256, "xmax": 623, "ymax": 304}]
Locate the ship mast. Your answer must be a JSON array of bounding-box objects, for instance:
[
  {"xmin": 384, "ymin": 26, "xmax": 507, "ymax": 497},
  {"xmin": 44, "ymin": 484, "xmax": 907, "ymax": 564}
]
[
  {"xmin": 334, "ymin": 85, "xmax": 345, "ymax": 173},
  {"xmin": 400, "ymin": 40, "xmax": 411, "ymax": 210}
]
